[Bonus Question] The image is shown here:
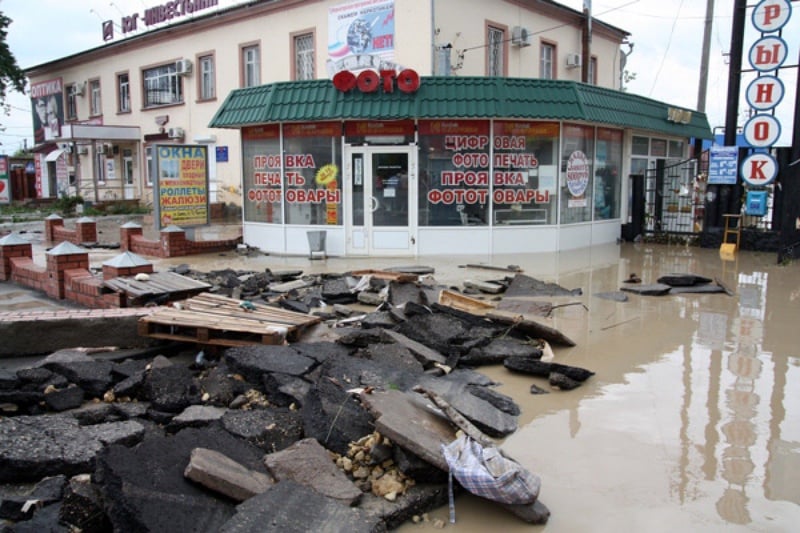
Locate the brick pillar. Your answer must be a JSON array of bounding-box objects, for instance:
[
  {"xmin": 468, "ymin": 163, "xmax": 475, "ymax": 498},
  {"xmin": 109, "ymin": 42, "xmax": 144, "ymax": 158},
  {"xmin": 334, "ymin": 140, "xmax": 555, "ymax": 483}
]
[
  {"xmin": 44, "ymin": 214, "xmax": 64, "ymax": 242},
  {"xmin": 102, "ymin": 251, "xmax": 154, "ymax": 280},
  {"xmin": 45, "ymin": 242, "xmax": 90, "ymax": 300},
  {"xmin": 120, "ymin": 222, "xmax": 143, "ymax": 252},
  {"xmin": 76, "ymin": 217, "xmax": 98, "ymax": 244},
  {"xmin": 160, "ymin": 226, "xmax": 187, "ymax": 257},
  {"xmin": 0, "ymin": 233, "xmax": 33, "ymax": 281}
]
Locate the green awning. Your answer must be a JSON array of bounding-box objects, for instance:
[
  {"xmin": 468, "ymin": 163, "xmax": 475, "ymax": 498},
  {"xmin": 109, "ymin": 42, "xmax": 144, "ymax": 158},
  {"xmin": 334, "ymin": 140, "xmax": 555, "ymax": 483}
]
[{"xmin": 210, "ymin": 76, "xmax": 712, "ymax": 140}]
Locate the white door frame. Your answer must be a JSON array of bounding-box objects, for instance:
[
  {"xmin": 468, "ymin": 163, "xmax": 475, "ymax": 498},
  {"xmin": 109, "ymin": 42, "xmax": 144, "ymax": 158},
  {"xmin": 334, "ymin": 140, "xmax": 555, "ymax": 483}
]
[{"xmin": 344, "ymin": 145, "xmax": 417, "ymax": 256}]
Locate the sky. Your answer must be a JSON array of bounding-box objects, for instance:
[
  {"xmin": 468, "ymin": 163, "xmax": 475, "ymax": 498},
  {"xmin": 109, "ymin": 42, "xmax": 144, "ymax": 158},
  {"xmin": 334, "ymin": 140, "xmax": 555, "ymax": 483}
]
[{"xmin": 0, "ymin": 0, "xmax": 797, "ymax": 154}]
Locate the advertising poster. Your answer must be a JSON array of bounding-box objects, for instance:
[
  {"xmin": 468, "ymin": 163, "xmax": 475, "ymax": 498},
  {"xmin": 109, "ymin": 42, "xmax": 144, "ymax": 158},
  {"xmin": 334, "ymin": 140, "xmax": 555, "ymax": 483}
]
[
  {"xmin": 30, "ymin": 78, "xmax": 65, "ymax": 144},
  {"xmin": 0, "ymin": 156, "xmax": 10, "ymax": 204},
  {"xmin": 154, "ymin": 144, "xmax": 209, "ymax": 229},
  {"xmin": 327, "ymin": 0, "xmax": 396, "ymax": 75}
]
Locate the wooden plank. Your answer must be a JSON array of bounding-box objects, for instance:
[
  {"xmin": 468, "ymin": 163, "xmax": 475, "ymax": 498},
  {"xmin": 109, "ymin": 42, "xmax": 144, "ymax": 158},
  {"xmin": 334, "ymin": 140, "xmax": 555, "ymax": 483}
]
[
  {"xmin": 349, "ymin": 269, "xmax": 418, "ymax": 283},
  {"xmin": 439, "ymin": 289, "xmax": 496, "ymax": 314}
]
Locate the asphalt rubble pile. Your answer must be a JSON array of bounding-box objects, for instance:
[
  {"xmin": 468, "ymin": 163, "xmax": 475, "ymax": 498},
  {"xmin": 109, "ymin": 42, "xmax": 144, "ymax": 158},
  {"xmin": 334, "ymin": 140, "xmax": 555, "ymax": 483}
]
[{"xmin": 0, "ymin": 266, "xmax": 605, "ymax": 532}]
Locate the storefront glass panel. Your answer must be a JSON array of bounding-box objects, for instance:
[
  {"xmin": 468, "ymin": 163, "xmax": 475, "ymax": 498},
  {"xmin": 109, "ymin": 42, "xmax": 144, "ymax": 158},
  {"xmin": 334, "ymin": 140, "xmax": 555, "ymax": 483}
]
[
  {"xmin": 560, "ymin": 123, "xmax": 595, "ymax": 224},
  {"xmin": 492, "ymin": 121, "xmax": 559, "ymax": 225},
  {"xmin": 594, "ymin": 127, "xmax": 623, "ymax": 220},
  {"xmin": 242, "ymin": 125, "xmax": 282, "ymax": 223},
  {"xmin": 418, "ymin": 120, "xmax": 490, "ymax": 226},
  {"xmin": 282, "ymin": 123, "xmax": 343, "ymax": 225}
]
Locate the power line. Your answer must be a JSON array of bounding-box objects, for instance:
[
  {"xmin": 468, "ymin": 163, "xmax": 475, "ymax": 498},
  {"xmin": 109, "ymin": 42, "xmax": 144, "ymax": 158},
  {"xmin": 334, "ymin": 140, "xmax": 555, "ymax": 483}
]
[{"xmin": 648, "ymin": 0, "xmax": 686, "ymax": 97}]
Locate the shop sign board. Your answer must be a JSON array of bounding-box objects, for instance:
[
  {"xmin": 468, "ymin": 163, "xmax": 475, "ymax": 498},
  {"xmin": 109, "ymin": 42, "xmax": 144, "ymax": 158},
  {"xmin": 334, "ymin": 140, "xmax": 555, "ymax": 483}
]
[{"xmin": 153, "ymin": 144, "xmax": 210, "ymax": 229}]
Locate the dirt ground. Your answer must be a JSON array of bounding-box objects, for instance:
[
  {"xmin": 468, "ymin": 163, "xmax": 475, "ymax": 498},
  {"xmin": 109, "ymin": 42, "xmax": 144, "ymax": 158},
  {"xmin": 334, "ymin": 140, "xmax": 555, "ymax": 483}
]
[{"xmin": 2, "ymin": 215, "xmax": 799, "ymax": 531}]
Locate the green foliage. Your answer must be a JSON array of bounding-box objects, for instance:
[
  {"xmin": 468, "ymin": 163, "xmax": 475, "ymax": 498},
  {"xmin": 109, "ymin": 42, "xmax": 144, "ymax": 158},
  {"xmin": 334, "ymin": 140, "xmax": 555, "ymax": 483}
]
[
  {"xmin": 0, "ymin": 12, "xmax": 27, "ymax": 108},
  {"xmin": 54, "ymin": 195, "xmax": 84, "ymax": 217}
]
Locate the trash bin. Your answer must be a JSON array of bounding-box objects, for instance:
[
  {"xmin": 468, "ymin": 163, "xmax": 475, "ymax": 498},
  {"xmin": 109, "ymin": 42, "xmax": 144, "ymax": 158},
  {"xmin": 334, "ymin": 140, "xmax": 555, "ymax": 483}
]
[{"xmin": 307, "ymin": 230, "xmax": 327, "ymax": 259}]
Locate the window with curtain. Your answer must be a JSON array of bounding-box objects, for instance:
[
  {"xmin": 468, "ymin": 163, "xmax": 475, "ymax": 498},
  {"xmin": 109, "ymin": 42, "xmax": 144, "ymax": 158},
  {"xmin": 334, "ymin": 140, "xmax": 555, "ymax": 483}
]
[
  {"xmin": 117, "ymin": 73, "xmax": 130, "ymax": 113},
  {"xmin": 294, "ymin": 33, "xmax": 314, "ymax": 80},
  {"xmin": 540, "ymin": 42, "xmax": 555, "ymax": 79},
  {"xmin": 199, "ymin": 55, "xmax": 215, "ymax": 100},
  {"xmin": 143, "ymin": 64, "xmax": 183, "ymax": 107},
  {"xmin": 89, "ymin": 79, "xmax": 101, "ymax": 116},
  {"xmin": 242, "ymin": 45, "xmax": 260, "ymax": 87},
  {"xmin": 487, "ymin": 26, "xmax": 504, "ymax": 76}
]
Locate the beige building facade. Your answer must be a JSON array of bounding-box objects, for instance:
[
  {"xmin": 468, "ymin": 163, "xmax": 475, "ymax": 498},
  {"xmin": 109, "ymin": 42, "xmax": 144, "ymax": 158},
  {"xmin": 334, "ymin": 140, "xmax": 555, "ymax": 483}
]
[{"xmin": 25, "ymin": 0, "xmax": 710, "ymax": 256}]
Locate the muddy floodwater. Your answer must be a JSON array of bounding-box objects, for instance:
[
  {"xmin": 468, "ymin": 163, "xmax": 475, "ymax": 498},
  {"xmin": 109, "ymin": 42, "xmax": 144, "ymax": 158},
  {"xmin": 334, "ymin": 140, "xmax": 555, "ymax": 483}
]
[
  {"xmin": 147, "ymin": 238, "xmax": 800, "ymax": 532},
  {"xmin": 2, "ymin": 219, "xmax": 798, "ymax": 532}
]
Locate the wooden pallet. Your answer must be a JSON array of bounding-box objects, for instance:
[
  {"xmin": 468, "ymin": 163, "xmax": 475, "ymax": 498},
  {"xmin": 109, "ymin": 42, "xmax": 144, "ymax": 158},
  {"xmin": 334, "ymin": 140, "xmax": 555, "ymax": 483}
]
[
  {"xmin": 138, "ymin": 292, "xmax": 321, "ymax": 347},
  {"xmin": 103, "ymin": 271, "xmax": 212, "ymax": 305}
]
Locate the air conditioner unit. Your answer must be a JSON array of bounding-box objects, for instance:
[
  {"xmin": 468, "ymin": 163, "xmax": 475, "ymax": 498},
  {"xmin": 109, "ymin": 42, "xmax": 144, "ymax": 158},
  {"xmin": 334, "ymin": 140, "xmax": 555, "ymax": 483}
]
[
  {"xmin": 566, "ymin": 53, "xmax": 582, "ymax": 68},
  {"xmin": 72, "ymin": 82, "xmax": 86, "ymax": 97},
  {"xmin": 96, "ymin": 144, "xmax": 107, "ymax": 155},
  {"xmin": 175, "ymin": 59, "xmax": 193, "ymax": 76},
  {"xmin": 58, "ymin": 143, "xmax": 72, "ymax": 154},
  {"xmin": 512, "ymin": 26, "xmax": 532, "ymax": 47},
  {"xmin": 77, "ymin": 146, "xmax": 89, "ymax": 156},
  {"xmin": 168, "ymin": 127, "xmax": 185, "ymax": 139}
]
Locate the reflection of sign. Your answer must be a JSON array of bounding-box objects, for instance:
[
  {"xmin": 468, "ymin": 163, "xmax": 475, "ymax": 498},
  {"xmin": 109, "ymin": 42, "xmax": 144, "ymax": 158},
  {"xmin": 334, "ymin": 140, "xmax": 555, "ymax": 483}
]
[
  {"xmin": 154, "ymin": 144, "xmax": 209, "ymax": 229},
  {"xmin": 740, "ymin": 152, "xmax": 778, "ymax": 186},
  {"xmin": 708, "ymin": 146, "xmax": 739, "ymax": 185},
  {"xmin": 566, "ymin": 150, "xmax": 589, "ymax": 197}
]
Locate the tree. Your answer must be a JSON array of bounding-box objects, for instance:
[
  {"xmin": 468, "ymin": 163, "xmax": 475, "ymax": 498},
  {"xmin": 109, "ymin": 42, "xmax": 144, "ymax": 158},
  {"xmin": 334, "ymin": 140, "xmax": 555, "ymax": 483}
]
[{"xmin": 0, "ymin": 12, "xmax": 26, "ymax": 115}]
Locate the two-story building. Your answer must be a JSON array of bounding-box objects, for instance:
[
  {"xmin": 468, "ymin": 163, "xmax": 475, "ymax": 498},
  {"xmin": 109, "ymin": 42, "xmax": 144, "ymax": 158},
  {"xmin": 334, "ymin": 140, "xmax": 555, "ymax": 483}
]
[{"xmin": 25, "ymin": 0, "xmax": 711, "ymax": 256}]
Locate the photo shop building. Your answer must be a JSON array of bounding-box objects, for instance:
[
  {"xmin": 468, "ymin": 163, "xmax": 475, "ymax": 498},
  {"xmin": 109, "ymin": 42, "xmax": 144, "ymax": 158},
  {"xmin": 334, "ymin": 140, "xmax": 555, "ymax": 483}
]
[
  {"xmin": 22, "ymin": 0, "xmax": 712, "ymax": 256},
  {"xmin": 210, "ymin": 74, "xmax": 712, "ymax": 257}
]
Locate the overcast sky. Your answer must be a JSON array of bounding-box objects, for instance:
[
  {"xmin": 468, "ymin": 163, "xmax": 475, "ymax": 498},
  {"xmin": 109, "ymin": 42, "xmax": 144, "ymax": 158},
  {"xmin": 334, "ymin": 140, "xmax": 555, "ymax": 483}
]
[{"xmin": 1, "ymin": 0, "xmax": 797, "ymax": 154}]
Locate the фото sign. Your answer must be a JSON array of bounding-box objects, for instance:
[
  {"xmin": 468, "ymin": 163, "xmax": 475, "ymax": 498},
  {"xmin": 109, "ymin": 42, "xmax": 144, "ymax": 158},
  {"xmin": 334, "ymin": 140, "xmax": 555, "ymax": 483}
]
[{"xmin": 333, "ymin": 68, "xmax": 420, "ymax": 93}]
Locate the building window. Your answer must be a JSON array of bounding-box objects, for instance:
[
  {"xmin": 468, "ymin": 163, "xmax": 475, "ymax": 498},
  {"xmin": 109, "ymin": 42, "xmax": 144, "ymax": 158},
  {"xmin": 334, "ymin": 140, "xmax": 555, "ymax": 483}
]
[
  {"xmin": 294, "ymin": 33, "xmax": 314, "ymax": 80},
  {"xmin": 540, "ymin": 42, "xmax": 555, "ymax": 79},
  {"xmin": 589, "ymin": 57, "xmax": 598, "ymax": 85},
  {"xmin": 199, "ymin": 54, "xmax": 215, "ymax": 100},
  {"xmin": 65, "ymin": 84, "xmax": 77, "ymax": 120},
  {"xmin": 242, "ymin": 44, "xmax": 260, "ymax": 87},
  {"xmin": 487, "ymin": 25, "xmax": 505, "ymax": 76},
  {"xmin": 95, "ymin": 144, "xmax": 107, "ymax": 184},
  {"xmin": 143, "ymin": 63, "xmax": 183, "ymax": 107},
  {"xmin": 118, "ymin": 73, "xmax": 130, "ymax": 113},
  {"xmin": 89, "ymin": 79, "xmax": 101, "ymax": 116}
]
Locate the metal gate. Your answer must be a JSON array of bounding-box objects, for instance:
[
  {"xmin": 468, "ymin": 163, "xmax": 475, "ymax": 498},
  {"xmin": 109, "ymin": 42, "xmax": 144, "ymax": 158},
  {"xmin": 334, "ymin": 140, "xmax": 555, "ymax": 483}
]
[{"xmin": 643, "ymin": 156, "xmax": 705, "ymax": 236}]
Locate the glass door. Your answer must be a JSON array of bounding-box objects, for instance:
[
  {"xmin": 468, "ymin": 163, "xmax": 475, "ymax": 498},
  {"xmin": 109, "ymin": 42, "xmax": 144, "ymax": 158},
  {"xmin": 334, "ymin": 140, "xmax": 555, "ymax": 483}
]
[{"xmin": 345, "ymin": 146, "xmax": 416, "ymax": 256}]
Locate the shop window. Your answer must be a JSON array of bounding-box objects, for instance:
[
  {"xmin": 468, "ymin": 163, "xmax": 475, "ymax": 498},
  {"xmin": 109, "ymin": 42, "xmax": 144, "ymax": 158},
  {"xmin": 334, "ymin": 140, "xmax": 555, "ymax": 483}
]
[
  {"xmin": 632, "ymin": 136, "xmax": 649, "ymax": 156},
  {"xmin": 487, "ymin": 24, "xmax": 505, "ymax": 77},
  {"xmin": 650, "ymin": 138, "xmax": 667, "ymax": 157},
  {"xmin": 242, "ymin": 44, "xmax": 260, "ymax": 87},
  {"xmin": 65, "ymin": 84, "xmax": 77, "ymax": 120},
  {"xmin": 560, "ymin": 123, "xmax": 595, "ymax": 224},
  {"xmin": 294, "ymin": 33, "xmax": 314, "ymax": 81},
  {"xmin": 199, "ymin": 54, "xmax": 216, "ymax": 100},
  {"xmin": 143, "ymin": 63, "xmax": 183, "ymax": 107},
  {"xmin": 89, "ymin": 79, "xmax": 101, "ymax": 117},
  {"xmin": 241, "ymin": 123, "xmax": 342, "ymax": 225},
  {"xmin": 493, "ymin": 121, "xmax": 560, "ymax": 225},
  {"xmin": 418, "ymin": 120, "xmax": 490, "ymax": 227},
  {"xmin": 594, "ymin": 128, "xmax": 623, "ymax": 220},
  {"xmin": 540, "ymin": 42, "xmax": 555, "ymax": 79},
  {"xmin": 118, "ymin": 73, "xmax": 130, "ymax": 113},
  {"xmin": 668, "ymin": 139, "xmax": 684, "ymax": 158}
]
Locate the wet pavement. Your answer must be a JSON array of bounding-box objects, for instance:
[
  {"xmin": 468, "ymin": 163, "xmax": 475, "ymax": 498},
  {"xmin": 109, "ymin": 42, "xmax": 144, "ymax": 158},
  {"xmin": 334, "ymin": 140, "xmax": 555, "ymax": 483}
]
[{"xmin": 2, "ymin": 217, "xmax": 799, "ymax": 531}]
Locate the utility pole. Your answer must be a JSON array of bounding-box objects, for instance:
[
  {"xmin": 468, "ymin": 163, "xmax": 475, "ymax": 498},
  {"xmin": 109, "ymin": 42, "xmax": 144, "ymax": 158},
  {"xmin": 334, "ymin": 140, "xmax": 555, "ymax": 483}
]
[
  {"xmin": 582, "ymin": 0, "xmax": 591, "ymax": 83},
  {"xmin": 697, "ymin": 0, "xmax": 715, "ymax": 113}
]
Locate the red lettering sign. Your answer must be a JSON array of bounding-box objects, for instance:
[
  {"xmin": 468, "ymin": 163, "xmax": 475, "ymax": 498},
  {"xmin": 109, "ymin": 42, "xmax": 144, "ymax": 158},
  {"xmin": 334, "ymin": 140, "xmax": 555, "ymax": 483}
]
[{"xmin": 333, "ymin": 69, "xmax": 420, "ymax": 94}]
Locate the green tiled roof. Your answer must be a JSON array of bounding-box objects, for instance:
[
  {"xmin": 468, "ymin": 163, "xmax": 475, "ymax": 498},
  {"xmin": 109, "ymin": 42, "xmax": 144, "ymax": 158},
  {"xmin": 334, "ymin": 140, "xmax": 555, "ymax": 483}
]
[{"xmin": 210, "ymin": 77, "xmax": 712, "ymax": 139}]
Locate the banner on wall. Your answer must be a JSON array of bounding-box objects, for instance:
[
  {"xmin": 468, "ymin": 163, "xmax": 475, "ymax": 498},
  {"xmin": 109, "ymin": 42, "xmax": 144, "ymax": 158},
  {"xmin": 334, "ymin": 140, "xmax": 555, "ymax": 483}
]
[
  {"xmin": 30, "ymin": 78, "xmax": 65, "ymax": 144},
  {"xmin": 0, "ymin": 156, "xmax": 10, "ymax": 204},
  {"xmin": 153, "ymin": 144, "xmax": 210, "ymax": 229},
  {"xmin": 327, "ymin": 0, "xmax": 396, "ymax": 76}
]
